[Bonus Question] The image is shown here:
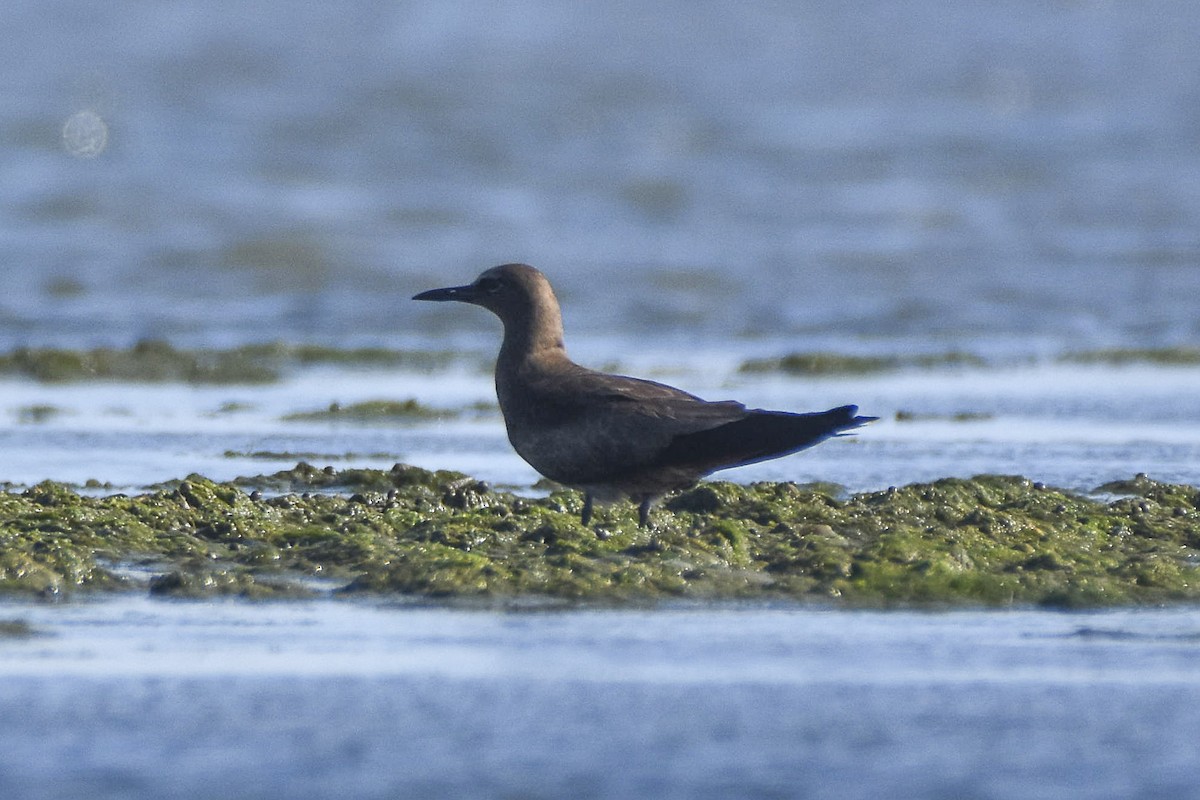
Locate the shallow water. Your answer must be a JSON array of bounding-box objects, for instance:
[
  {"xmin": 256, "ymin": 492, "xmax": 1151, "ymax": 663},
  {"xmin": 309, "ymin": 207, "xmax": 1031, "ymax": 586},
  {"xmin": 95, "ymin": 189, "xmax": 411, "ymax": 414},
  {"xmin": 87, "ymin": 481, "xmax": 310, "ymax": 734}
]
[
  {"xmin": 5, "ymin": 360, "xmax": 1200, "ymax": 495},
  {"xmin": 2, "ymin": 598, "xmax": 1199, "ymax": 800}
]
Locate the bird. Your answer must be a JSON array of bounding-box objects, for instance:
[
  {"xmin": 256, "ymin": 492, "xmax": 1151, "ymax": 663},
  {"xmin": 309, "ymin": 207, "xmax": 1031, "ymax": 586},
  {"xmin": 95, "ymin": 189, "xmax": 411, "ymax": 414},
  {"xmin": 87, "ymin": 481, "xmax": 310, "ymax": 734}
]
[{"xmin": 414, "ymin": 264, "xmax": 876, "ymax": 527}]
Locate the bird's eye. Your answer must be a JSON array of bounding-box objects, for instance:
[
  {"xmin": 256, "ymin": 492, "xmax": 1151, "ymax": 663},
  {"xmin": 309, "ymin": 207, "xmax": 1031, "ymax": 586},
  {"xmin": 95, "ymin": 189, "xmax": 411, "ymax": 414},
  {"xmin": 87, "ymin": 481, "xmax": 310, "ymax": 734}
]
[{"xmin": 476, "ymin": 277, "xmax": 502, "ymax": 294}]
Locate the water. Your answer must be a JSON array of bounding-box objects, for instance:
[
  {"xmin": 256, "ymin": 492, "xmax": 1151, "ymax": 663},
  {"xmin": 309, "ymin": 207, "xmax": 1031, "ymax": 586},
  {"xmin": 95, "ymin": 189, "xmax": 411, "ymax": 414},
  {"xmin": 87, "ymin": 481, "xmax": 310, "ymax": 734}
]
[
  {"xmin": 5, "ymin": 5, "xmax": 1200, "ymax": 798},
  {"xmin": 3, "ymin": 0, "xmax": 1200, "ymax": 354},
  {"xmin": 1, "ymin": 598, "xmax": 1199, "ymax": 800},
  {"xmin": 6, "ymin": 359, "xmax": 1200, "ymax": 494},
  {"xmin": 4, "ymin": 362, "xmax": 1200, "ymax": 494}
]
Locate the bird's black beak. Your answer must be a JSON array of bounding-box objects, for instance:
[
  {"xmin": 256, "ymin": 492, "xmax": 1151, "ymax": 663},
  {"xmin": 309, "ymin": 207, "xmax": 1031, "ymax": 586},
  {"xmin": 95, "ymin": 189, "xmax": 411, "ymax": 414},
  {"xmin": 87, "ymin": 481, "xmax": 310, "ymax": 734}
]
[{"xmin": 412, "ymin": 284, "xmax": 477, "ymax": 303}]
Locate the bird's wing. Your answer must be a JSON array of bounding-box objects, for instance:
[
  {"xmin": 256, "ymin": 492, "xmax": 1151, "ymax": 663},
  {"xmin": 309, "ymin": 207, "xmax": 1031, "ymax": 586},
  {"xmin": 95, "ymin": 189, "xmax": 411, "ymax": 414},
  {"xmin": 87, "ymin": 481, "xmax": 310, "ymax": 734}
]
[
  {"xmin": 507, "ymin": 367, "xmax": 749, "ymax": 485},
  {"xmin": 532, "ymin": 367, "xmax": 747, "ymax": 427},
  {"xmin": 651, "ymin": 405, "xmax": 871, "ymax": 476}
]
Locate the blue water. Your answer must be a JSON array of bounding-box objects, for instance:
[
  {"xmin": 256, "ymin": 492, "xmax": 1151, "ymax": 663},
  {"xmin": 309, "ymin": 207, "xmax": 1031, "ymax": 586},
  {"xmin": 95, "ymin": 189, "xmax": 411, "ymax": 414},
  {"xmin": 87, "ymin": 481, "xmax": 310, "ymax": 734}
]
[
  {"xmin": 6, "ymin": 362, "xmax": 1200, "ymax": 495},
  {"xmin": 4, "ymin": 1, "xmax": 1200, "ymax": 354},
  {"xmin": 2, "ymin": 599, "xmax": 1200, "ymax": 800}
]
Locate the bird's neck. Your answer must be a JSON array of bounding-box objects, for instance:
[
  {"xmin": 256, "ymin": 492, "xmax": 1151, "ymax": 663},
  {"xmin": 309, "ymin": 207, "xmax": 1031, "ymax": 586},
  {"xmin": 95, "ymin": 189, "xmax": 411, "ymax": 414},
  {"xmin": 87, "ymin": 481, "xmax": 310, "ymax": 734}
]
[
  {"xmin": 498, "ymin": 303, "xmax": 567, "ymax": 370},
  {"xmin": 495, "ymin": 304, "xmax": 571, "ymax": 416}
]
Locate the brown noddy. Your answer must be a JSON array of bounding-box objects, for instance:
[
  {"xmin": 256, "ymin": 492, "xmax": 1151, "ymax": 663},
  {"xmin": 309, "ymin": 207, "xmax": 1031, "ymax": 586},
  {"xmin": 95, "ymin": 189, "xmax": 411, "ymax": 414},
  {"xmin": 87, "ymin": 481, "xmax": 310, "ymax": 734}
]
[{"xmin": 414, "ymin": 263, "xmax": 877, "ymax": 527}]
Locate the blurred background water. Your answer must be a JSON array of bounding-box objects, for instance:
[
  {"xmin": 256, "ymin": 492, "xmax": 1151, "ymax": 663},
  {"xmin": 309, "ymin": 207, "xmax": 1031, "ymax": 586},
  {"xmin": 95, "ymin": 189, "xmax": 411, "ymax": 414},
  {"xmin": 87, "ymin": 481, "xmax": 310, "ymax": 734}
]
[{"xmin": 4, "ymin": 0, "xmax": 1199, "ymax": 357}]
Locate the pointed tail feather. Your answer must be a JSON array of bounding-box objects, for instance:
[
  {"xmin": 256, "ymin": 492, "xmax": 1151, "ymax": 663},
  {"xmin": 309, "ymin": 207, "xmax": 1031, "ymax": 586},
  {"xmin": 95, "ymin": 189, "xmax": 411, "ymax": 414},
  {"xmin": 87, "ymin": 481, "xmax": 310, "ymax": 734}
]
[{"xmin": 828, "ymin": 404, "xmax": 879, "ymax": 434}]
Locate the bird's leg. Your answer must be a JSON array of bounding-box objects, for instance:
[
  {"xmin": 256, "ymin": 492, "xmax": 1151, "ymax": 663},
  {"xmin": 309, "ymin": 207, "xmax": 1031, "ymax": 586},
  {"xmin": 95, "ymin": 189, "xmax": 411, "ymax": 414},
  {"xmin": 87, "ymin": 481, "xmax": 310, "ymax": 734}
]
[
  {"xmin": 638, "ymin": 498, "xmax": 651, "ymax": 528},
  {"xmin": 581, "ymin": 491, "xmax": 594, "ymax": 526}
]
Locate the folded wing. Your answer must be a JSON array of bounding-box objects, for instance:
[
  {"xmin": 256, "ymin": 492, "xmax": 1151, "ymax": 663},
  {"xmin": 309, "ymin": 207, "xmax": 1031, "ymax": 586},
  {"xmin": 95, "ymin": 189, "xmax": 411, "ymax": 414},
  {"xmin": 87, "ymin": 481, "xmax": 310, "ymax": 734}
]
[{"xmin": 650, "ymin": 405, "xmax": 876, "ymax": 476}]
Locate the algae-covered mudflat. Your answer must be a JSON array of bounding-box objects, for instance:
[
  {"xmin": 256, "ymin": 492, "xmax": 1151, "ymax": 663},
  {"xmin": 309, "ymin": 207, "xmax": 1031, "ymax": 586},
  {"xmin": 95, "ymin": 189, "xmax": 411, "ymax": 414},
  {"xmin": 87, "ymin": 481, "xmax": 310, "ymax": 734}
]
[{"xmin": 3, "ymin": 463, "xmax": 1197, "ymax": 606}]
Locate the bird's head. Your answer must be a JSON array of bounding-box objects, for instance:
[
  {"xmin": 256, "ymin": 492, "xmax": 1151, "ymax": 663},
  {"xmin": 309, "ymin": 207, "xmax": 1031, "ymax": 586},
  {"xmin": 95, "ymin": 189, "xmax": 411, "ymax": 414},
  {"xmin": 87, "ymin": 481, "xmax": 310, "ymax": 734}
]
[{"xmin": 413, "ymin": 263, "xmax": 559, "ymax": 326}]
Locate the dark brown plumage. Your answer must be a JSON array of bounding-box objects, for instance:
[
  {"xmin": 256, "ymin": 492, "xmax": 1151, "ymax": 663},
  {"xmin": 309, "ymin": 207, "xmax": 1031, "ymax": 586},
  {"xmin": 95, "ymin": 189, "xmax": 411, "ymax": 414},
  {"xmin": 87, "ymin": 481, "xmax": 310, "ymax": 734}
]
[{"xmin": 414, "ymin": 263, "xmax": 876, "ymax": 527}]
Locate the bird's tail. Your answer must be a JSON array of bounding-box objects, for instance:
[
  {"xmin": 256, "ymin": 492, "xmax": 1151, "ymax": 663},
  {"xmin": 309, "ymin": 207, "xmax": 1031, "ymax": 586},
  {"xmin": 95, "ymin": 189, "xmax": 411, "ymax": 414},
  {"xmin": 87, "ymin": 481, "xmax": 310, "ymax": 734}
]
[
  {"xmin": 658, "ymin": 404, "xmax": 877, "ymax": 474},
  {"xmin": 826, "ymin": 404, "xmax": 879, "ymax": 435}
]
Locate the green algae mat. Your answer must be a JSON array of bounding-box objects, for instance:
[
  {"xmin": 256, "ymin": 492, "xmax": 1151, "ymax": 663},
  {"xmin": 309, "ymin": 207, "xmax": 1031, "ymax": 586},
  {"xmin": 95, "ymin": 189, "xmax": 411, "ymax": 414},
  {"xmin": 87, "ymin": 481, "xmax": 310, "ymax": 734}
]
[{"xmin": 1, "ymin": 463, "xmax": 1198, "ymax": 607}]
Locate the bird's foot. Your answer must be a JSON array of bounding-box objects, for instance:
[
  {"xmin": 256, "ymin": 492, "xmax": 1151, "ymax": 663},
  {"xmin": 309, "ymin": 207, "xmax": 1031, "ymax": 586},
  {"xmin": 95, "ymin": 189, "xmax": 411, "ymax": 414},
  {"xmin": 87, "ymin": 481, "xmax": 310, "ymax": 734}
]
[{"xmin": 580, "ymin": 492, "xmax": 594, "ymax": 526}]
